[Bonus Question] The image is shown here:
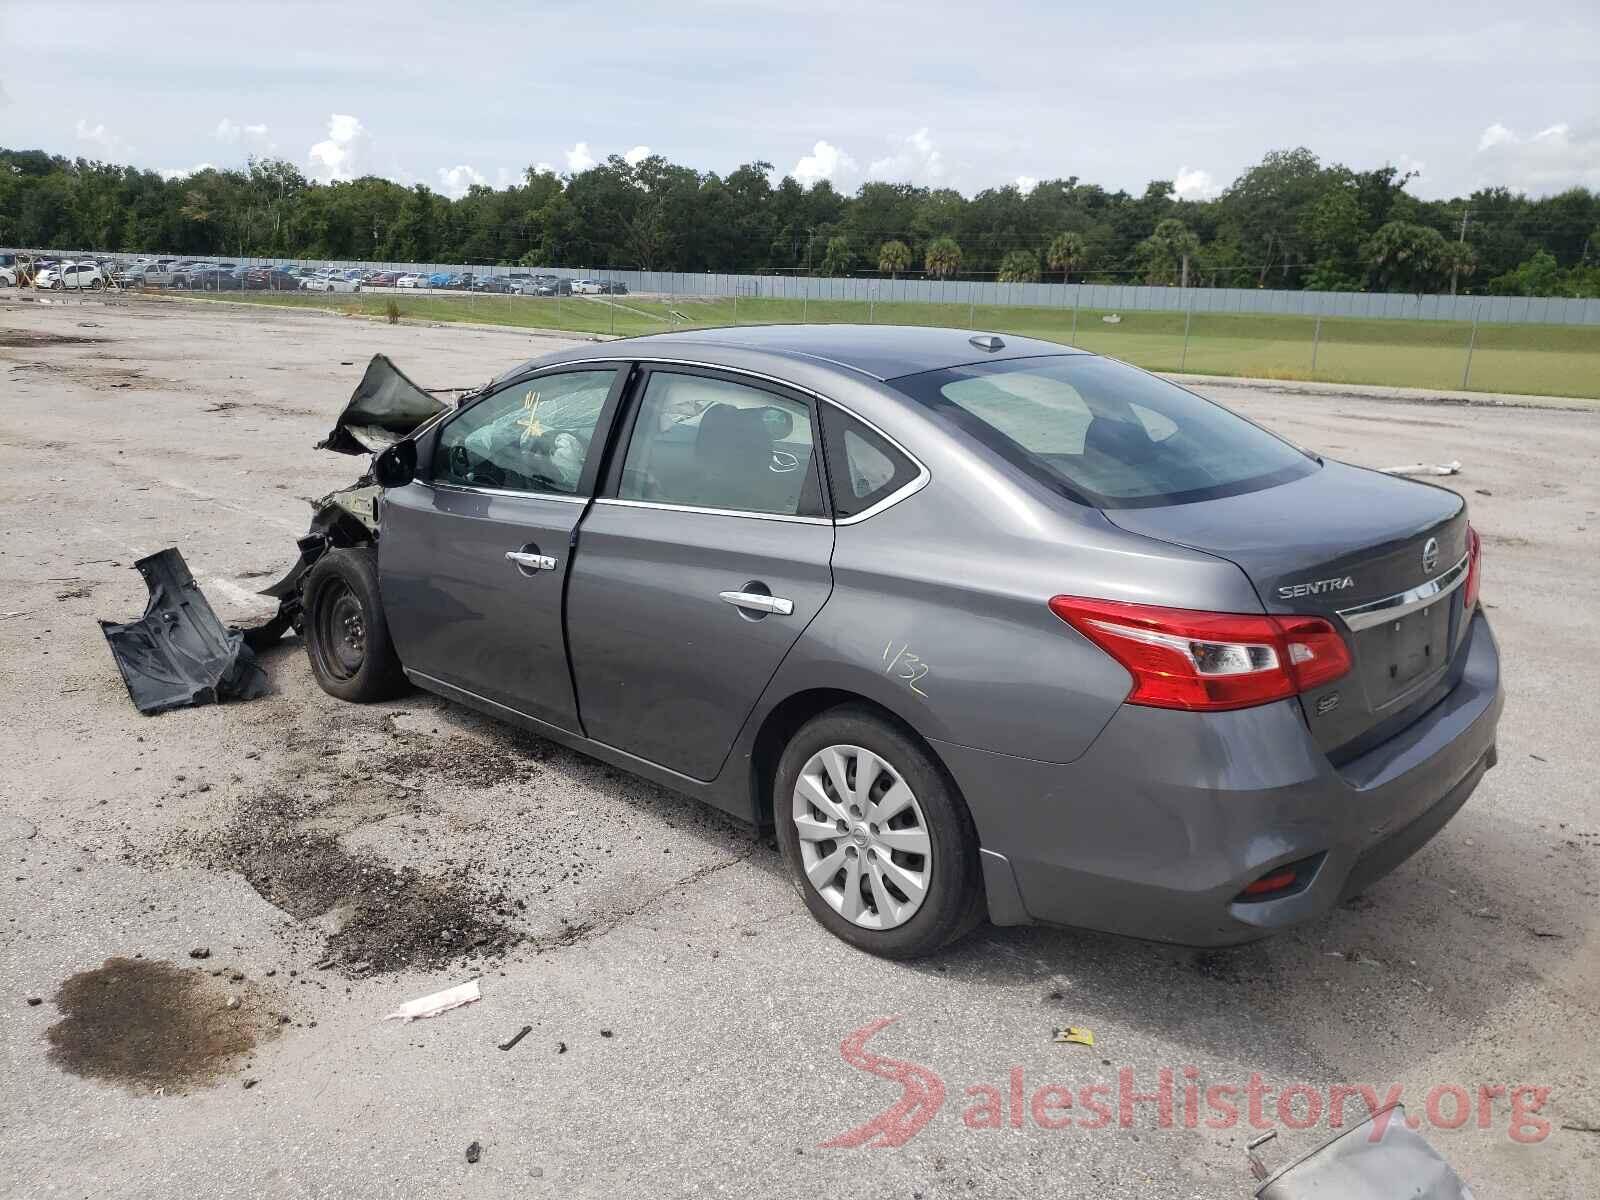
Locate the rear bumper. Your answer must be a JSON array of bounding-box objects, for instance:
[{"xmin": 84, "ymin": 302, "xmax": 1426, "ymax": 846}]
[{"xmin": 937, "ymin": 610, "xmax": 1504, "ymax": 947}]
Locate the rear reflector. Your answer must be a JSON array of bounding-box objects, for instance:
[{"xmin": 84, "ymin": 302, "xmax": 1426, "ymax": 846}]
[
  {"xmin": 1048, "ymin": 596, "xmax": 1353, "ymax": 712},
  {"xmin": 1241, "ymin": 868, "xmax": 1298, "ymax": 897}
]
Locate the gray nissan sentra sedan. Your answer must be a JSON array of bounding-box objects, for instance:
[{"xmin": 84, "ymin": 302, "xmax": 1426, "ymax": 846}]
[{"xmin": 297, "ymin": 325, "xmax": 1503, "ymax": 959}]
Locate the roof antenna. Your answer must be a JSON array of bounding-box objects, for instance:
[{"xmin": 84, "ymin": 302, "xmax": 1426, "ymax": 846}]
[{"xmin": 969, "ymin": 334, "xmax": 1004, "ymax": 352}]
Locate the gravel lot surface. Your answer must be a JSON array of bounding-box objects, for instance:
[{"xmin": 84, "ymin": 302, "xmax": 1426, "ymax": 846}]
[{"xmin": 2, "ymin": 296, "xmax": 1596, "ymax": 1199}]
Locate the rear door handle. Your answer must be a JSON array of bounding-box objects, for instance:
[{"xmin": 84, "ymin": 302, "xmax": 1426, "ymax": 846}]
[
  {"xmin": 506, "ymin": 550, "xmax": 558, "ymax": 571},
  {"xmin": 719, "ymin": 590, "xmax": 794, "ymax": 616}
]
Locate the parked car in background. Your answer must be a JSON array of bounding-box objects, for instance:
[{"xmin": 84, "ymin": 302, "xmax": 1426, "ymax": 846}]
[
  {"xmin": 368, "ymin": 272, "xmax": 400, "ymax": 287},
  {"xmin": 571, "ymin": 278, "xmax": 603, "ymax": 294},
  {"xmin": 35, "ymin": 261, "xmax": 106, "ymax": 290},
  {"xmin": 396, "ymin": 273, "xmax": 425, "ymax": 289},
  {"xmin": 303, "ymin": 270, "xmax": 362, "ymax": 293},
  {"xmin": 533, "ymin": 275, "xmax": 572, "ymax": 296},
  {"xmin": 115, "ymin": 261, "xmax": 176, "ymax": 287},
  {"xmin": 426, "ymin": 272, "xmax": 452, "ymax": 288},
  {"xmin": 291, "ymin": 325, "xmax": 1500, "ymax": 959},
  {"xmin": 599, "ymin": 280, "xmax": 629, "ymax": 295},
  {"xmin": 190, "ymin": 264, "xmax": 241, "ymax": 291},
  {"xmin": 472, "ymin": 276, "xmax": 513, "ymax": 293}
]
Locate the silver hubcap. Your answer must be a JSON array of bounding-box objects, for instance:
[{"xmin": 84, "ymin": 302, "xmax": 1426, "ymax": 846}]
[{"xmin": 792, "ymin": 745, "xmax": 931, "ymax": 930}]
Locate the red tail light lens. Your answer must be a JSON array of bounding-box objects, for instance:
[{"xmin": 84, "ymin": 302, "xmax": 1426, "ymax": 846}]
[
  {"xmin": 1463, "ymin": 523, "xmax": 1481, "ymax": 612},
  {"xmin": 1048, "ymin": 596, "xmax": 1353, "ymax": 712}
]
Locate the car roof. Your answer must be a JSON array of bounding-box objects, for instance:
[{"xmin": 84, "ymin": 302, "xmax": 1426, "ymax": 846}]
[{"xmin": 534, "ymin": 323, "xmax": 1087, "ymax": 382}]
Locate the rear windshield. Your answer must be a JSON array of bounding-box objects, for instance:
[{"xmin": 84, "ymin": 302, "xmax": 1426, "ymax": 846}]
[{"xmin": 890, "ymin": 354, "xmax": 1317, "ymax": 508}]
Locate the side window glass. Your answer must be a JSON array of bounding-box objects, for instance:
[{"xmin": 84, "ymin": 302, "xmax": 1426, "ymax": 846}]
[
  {"xmin": 432, "ymin": 369, "xmax": 616, "ymax": 494},
  {"xmin": 617, "ymin": 373, "xmax": 823, "ymax": 517},
  {"xmin": 822, "ymin": 410, "xmax": 918, "ymax": 519}
]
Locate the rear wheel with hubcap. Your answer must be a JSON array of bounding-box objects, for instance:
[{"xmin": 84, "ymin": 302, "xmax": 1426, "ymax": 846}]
[{"xmin": 774, "ymin": 706, "xmax": 982, "ymax": 958}]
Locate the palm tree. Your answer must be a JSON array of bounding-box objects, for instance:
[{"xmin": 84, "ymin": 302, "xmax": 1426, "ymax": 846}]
[
  {"xmin": 877, "ymin": 239, "xmax": 911, "ymax": 279},
  {"xmin": 1046, "ymin": 232, "xmax": 1086, "ymax": 283},
  {"xmin": 1138, "ymin": 219, "xmax": 1200, "ymax": 287},
  {"xmin": 924, "ymin": 236, "xmax": 962, "ymax": 280},
  {"xmin": 996, "ymin": 249, "xmax": 1040, "ymax": 283},
  {"xmin": 820, "ymin": 236, "xmax": 853, "ymax": 277}
]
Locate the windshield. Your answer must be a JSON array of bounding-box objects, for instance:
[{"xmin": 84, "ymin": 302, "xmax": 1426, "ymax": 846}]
[{"xmin": 890, "ymin": 354, "xmax": 1317, "ymax": 508}]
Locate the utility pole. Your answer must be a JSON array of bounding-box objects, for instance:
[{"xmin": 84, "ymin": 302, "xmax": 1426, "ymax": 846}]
[{"xmin": 1450, "ymin": 208, "xmax": 1470, "ymax": 297}]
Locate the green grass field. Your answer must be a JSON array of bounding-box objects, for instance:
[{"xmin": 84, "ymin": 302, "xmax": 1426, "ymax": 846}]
[{"xmin": 180, "ymin": 290, "xmax": 1600, "ymax": 399}]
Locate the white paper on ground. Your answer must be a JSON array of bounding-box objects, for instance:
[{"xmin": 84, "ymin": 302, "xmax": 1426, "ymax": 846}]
[{"xmin": 383, "ymin": 979, "xmax": 481, "ymax": 1022}]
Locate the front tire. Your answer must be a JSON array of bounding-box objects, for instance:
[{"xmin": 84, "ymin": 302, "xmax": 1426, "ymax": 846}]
[
  {"xmin": 302, "ymin": 549, "xmax": 408, "ymax": 702},
  {"xmin": 774, "ymin": 706, "xmax": 983, "ymax": 958}
]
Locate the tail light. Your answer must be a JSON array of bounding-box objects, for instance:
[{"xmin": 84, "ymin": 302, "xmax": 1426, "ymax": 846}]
[
  {"xmin": 1463, "ymin": 523, "xmax": 1481, "ymax": 612},
  {"xmin": 1048, "ymin": 596, "xmax": 1352, "ymax": 712}
]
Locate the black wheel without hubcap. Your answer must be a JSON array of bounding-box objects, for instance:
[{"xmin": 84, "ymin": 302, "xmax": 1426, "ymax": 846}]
[
  {"xmin": 774, "ymin": 705, "xmax": 984, "ymax": 959},
  {"xmin": 302, "ymin": 548, "xmax": 408, "ymax": 702}
]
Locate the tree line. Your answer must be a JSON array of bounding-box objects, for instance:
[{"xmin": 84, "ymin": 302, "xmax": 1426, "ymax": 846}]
[{"xmin": 2, "ymin": 144, "xmax": 1597, "ymax": 296}]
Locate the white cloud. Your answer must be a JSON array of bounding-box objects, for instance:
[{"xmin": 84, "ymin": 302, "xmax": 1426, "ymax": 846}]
[
  {"xmin": 436, "ymin": 164, "xmax": 487, "ymax": 198},
  {"xmin": 565, "ymin": 141, "xmax": 596, "ymax": 173},
  {"xmin": 1473, "ymin": 121, "xmax": 1599, "ymax": 194},
  {"xmin": 1015, "ymin": 175, "xmax": 1038, "ymax": 194},
  {"xmin": 216, "ymin": 117, "xmax": 269, "ymax": 144},
  {"xmin": 790, "ymin": 139, "xmax": 856, "ymax": 187},
  {"xmin": 159, "ymin": 163, "xmax": 216, "ymax": 181},
  {"xmin": 307, "ymin": 113, "xmax": 369, "ymax": 182},
  {"xmin": 623, "ymin": 144, "xmax": 651, "ymax": 167},
  {"xmin": 867, "ymin": 128, "xmax": 944, "ymax": 185},
  {"xmin": 1172, "ymin": 165, "xmax": 1221, "ymax": 201},
  {"xmin": 75, "ymin": 117, "xmax": 134, "ymax": 156}
]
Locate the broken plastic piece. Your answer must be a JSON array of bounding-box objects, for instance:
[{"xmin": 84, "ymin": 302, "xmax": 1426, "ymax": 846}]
[
  {"xmin": 100, "ymin": 549, "xmax": 270, "ymax": 715},
  {"xmin": 1052, "ymin": 1026, "xmax": 1095, "ymax": 1046},
  {"xmin": 1378, "ymin": 461, "xmax": 1461, "ymax": 477},
  {"xmin": 383, "ymin": 978, "xmax": 481, "ymax": 1022}
]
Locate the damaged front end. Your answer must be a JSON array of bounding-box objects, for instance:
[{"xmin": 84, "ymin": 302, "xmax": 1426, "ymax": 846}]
[{"xmin": 250, "ymin": 354, "xmax": 457, "ymax": 647}]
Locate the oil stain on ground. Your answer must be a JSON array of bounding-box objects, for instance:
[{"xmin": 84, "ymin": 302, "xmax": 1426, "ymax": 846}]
[{"xmin": 45, "ymin": 957, "xmax": 277, "ymax": 1093}]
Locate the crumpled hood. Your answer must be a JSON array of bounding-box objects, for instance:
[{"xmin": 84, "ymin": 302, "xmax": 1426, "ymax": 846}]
[{"xmin": 316, "ymin": 354, "xmax": 450, "ymax": 455}]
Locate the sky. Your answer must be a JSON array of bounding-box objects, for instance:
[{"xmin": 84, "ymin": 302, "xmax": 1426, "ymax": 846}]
[{"xmin": 2, "ymin": 0, "xmax": 1597, "ymax": 201}]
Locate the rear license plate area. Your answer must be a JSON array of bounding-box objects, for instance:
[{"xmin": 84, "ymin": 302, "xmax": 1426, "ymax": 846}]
[{"xmin": 1358, "ymin": 598, "xmax": 1453, "ymax": 706}]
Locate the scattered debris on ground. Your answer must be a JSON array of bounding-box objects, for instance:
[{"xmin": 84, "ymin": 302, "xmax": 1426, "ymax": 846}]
[
  {"xmin": 498, "ymin": 1024, "xmax": 532, "ymax": 1051},
  {"xmin": 100, "ymin": 548, "xmax": 269, "ymax": 714},
  {"xmin": 1052, "ymin": 1026, "xmax": 1095, "ymax": 1046},
  {"xmin": 44, "ymin": 957, "xmax": 280, "ymax": 1093},
  {"xmin": 465, "ymin": 1141, "xmax": 482, "ymax": 1164},
  {"xmin": 1379, "ymin": 460, "xmax": 1462, "ymax": 476},
  {"xmin": 161, "ymin": 783, "xmax": 518, "ymax": 975},
  {"xmin": 385, "ymin": 979, "xmax": 481, "ymax": 1023}
]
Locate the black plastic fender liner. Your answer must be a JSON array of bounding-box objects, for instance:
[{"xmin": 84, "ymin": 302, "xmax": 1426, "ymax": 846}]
[{"xmin": 99, "ymin": 549, "xmax": 270, "ymax": 715}]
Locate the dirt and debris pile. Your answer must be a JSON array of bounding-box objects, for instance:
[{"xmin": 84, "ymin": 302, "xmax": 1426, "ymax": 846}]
[{"xmin": 169, "ymin": 786, "xmax": 517, "ymax": 975}]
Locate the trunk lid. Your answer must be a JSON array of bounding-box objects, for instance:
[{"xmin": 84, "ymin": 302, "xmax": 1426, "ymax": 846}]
[{"xmin": 1103, "ymin": 461, "xmax": 1470, "ymax": 756}]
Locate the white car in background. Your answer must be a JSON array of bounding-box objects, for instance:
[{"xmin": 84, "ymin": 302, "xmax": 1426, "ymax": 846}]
[
  {"xmin": 395, "ymin": 273, "xmax": 424, "ymax": 289},
  {"xmin": 303, "ymin": 269, "xmax": 363, "ymax": 293},
  {"xmin": 35, "ymin": 262, "xmax": 107, "ymax": 291},
  {"xmin": 570, "ymin": 278, "xmax": 604, "ymax": 294}
]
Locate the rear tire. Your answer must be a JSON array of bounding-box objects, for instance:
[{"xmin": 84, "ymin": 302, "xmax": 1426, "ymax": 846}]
[
  {"xmin": 774, "ymin": 705, "xmax": 983, "ymax": 959},
  {"xmin": 302, "ymin": 549, "xmax": 408, "ymax": 702}
]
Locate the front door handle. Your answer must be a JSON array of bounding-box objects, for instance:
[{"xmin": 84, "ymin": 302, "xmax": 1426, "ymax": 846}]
[
  {"xmin": 719, "ymin": 590, "xmax": 794, "ymax": 616},
  {"xmin": 506, "ymin": 550, "xmax": 558, "ymax": 571}
]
